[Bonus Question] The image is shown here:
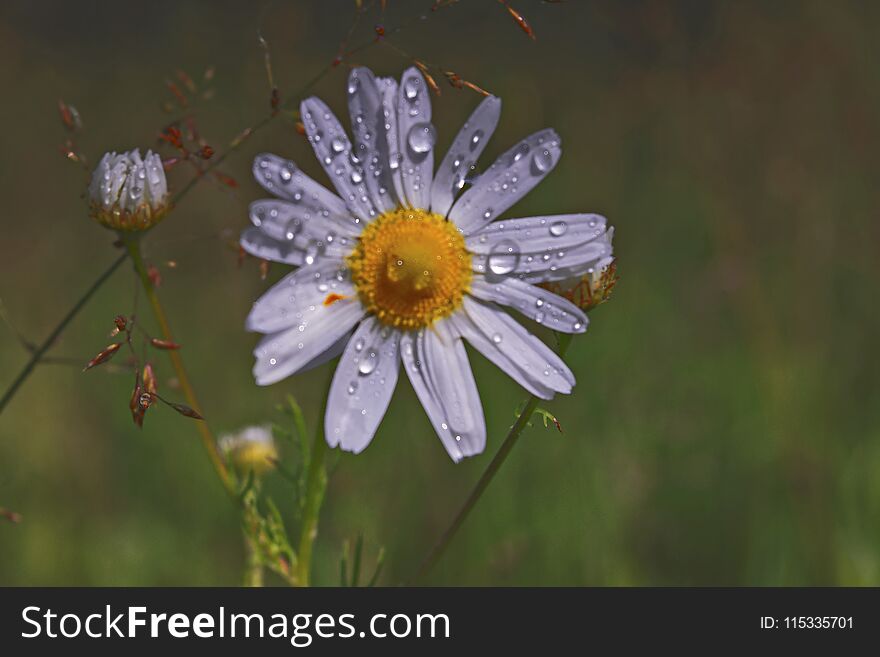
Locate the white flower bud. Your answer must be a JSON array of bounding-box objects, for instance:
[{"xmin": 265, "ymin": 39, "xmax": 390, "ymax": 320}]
[
  {"xmin": 218, "ymin": 426, "xmax": 278, "ymax": 475},
  {"xmin": 88, "ymin": 149, "xmax": 170, "ymax": 231}
]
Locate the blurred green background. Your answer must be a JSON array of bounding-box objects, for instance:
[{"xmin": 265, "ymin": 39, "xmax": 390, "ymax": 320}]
[{"xmin": 1, "ymin": 0, "xmax": 878, "ymax": 586}]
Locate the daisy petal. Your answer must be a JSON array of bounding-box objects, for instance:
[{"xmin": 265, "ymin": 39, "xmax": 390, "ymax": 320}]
[
  {"xmin": 252, "ymin": 153, "xmax": 356, "ymax": 231},
  {"xmin": 240, "ymin": 226, "xmax": 303, "ymax": 266},
  {"xmin": 448, "ymin": 312, "xmax": 555, "ymax": 399},
  {"xmin": 466, "ymin": 213, "xmax": 607, "ymax": 255},
  {"xmin": 347, "ymin": 68, "xmax": 399, "ymax": 213},
  {"xmin": 395, "ymin": 67, "xmax": 434, "ymax": 210},
  {"xmin": 400, "ymin": 321, "xmax": 486, "ymax": 462},
  {"xmin": 300, "ymin": 97, "xmax": 377, "ymax": 223},
  {"xmin": 245, "ymin": 259, "xmax": 353, "ymax": 334},
  {"xmin": 470, "ymin": 275, "xmax": 588, "ymax": 334},
  {"xmin": 298, "ymin": 330, "xmax": 353, "ymax": 375},
  {"xmin": 378, "ymin": 76, "xmax": 407, "ymax": 208},
  {"xmin": 253, "ymin": 299, "xmax": 364, "ymax": 386},
  {"xmin": 462, "ymin": 296, "xmax": 575, "ymax": 394},
  {"xmin": 249, "ymin": 200, "xmax": 355, "ymax": 260},
  {"xmin": 325, "ymin": 317, "xmax": 401, "ymax": 454},
  {"xmin": 488, "ymin": 226, "xmax": 614, "ymax": 284},
  {"xmin": 449, "ymin": 129, "xmax": 562, "ymax": 235},
  {"xmin": 430, "ymin": 95, "xmax": 502, "ymax": 217}
]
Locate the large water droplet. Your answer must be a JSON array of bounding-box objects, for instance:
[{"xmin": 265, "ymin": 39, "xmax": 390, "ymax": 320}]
[
  {"xmin": 549, "ymin": 221, "xmax": 567, "ymax": 237},
  {"xmin": 404, "ymin": 77, "xmax": 420, "ymax": 100},
  {"xmin": 487, "ymin": 239, "xmax": 520, "ymax": 276},
  {"xmin": 331, "ymin": 137, "xmax": 345, "ymax": 154},
  {"xmin": 407, "ymin": 123, "xmax": 436, "ymax": 154},
  {"xmin": 532, "ymin": 148, "xmax": 553, "ymax": 173},
  {"xmin": 358, "ymin": 350, "xmax": 379, "ymax": 375}
]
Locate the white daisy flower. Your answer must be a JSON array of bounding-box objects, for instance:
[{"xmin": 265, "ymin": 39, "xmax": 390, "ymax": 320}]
[
  {"xmin": 88, "ymin": 149, "xmax": 170, "ymax": 231},
  {"xmin": 242, "ymin": 67, "xmax": 614, "ymax": 462}
]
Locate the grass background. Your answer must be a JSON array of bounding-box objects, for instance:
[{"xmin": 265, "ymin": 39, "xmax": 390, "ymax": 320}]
[{"xmin": 0, "ymin": 0, "xmax": 878, "ymax": 585}]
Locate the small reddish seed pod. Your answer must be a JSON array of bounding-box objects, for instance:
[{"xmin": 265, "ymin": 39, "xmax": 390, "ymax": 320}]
[{"xmin": 150, "ymin": 338, "xmax": 181, "ymax": 350}]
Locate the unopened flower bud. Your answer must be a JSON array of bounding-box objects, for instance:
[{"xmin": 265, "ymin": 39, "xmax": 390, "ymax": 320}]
[
  {"xmin": 88, "ymin": 149, "xmax": 170, "ymax": 231},
  {"xmin": 218, "ymin": 426, "xmax": 278, "ymax": 475}
]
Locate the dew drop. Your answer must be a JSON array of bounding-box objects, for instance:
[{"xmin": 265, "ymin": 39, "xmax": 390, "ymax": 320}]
[
  {"xmin": 404, "ymin": 77, "xmax": 420, "ymax": 100},
  {"xmin": 284, "ymin": 217, "xmax": 301, "ymax": 241},
  {"xmin": 510, "ymin": 143, "xmax": 530, "ymax": 164},
  {"xmin": 331, "ymin": 137, "xmax": 345, "ymax": 154},
  {"xmin": 358, "ymin": 350, "xmax": 379, "ymax": 375},
  {"xmin": 532, "ymin": 148, "xmax": 553, "ymax": 173},
  {"xmin": 470, "ymin": 129, "xmax": 484, "ymax": 151},
  {"xmin": 487, "ymin": 239, "xmax": 520, "ymax": 276},
  {"xmin": 407, "ymin": 123, "xmax": 436, "ymax": 154},
  {"xmin": 549, "ymin": 221, "xmax": 567, "ymax": 237}
]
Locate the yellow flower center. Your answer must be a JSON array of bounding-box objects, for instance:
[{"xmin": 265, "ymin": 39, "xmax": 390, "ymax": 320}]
[{"xmin": 346, "ymin": 208, "xmax": 472, "ymax": 330}]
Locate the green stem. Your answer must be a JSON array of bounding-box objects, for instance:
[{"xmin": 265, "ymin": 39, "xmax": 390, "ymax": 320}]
[
  {"xmin": 0, "ymin": 252, "xmax": 127, "ymax": 416},
  {"xmin": 414, "ymin": 332, "xmax": 575, "ymax": 582},
  {"xmin": 296, "ymin": 400, "xmax": 330, "ymax": 587},
  {"xmin": 243, "ymin": 532, "xmax": 264, "ymax": 587},
  {"xmin": 123, "ymin": 236, "xmax": 235, "ymax": 496}
]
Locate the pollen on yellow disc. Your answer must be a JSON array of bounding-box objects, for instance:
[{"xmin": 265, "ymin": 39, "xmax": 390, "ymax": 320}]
[{"xmin": 347, "ymin": 208, "xmax": 473, "ymax": 330}]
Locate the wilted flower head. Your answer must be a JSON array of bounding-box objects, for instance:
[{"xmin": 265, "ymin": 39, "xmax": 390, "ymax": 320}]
[
  {"xmin": 88, "ymin": 149, "xmax": 170, "ymax": 231},
  {"xmin": 540, "ymin": 252, "xmax": 618, "ymax": 312},
  {"xmin": 218, "ymin": 425, "xmax": 278, "ymax": 475}
]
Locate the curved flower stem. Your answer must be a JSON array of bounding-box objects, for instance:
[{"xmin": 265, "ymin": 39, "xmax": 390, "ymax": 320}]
[
  {"xmin": 0, "ymin": 252, "xmax": 128, "ymax": 416},
  {"xmin": 296, "ymin": 396, "xmax": 330, "ymax": 587},
  {"xmin": 123, "ymin": 235, "xmax": 235, "ymax": 496},
  {"xmin": 414, "ymin": 332, "xmax": 575, "ymax": 582}
]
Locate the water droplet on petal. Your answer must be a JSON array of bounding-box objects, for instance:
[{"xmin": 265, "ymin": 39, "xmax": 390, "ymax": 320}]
[
  {"xmin": 470, "ymin": 129, "xmax": 484, "ymax": 151},
  {"xmin": 532, "ymin": 148, "xmax": 553, "ymax": 173},
  {"xmin": 549, "ymin": 221, "xmax": 567, "ymax": 237},
  {"xmin": 407, "ymin": 123, "xmax": 436, "ymax": 154},
  {"xmin": 404, "ymin": 77, "xmax": 420, "ymax": 100},
  {"xmin": 331, "ymin": 137, "xmax": 345, "ymax": 154},
  {"xmin": 358, "ymin": 350, "xmax": 379, "ymax": 375},
  {"xmin": 284, "ymin": 217, "xmax": 301, "ymax": 241},
  {"xmin": 510, "ymin": 143, "xmax": 530, "ymax": 164},
  {"xmin": 487, "ymin": 239, "xmax": 520, "ymax": 276}
]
